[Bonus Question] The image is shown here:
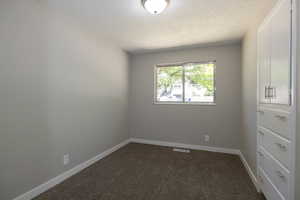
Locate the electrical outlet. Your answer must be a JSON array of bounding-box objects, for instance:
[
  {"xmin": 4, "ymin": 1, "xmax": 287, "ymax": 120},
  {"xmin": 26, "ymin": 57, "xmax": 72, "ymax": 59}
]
[
  {"xmin": 204, "ymin": 135, "xmax": 210, "ymax": 142},
  {"xmin": 63, "ymin": 154, "xmax": 70, "ymax": 165}
]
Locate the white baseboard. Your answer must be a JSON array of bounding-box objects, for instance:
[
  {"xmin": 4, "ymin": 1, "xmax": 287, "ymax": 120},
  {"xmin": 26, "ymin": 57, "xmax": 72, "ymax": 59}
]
[
  {"xmin": 13, "ymin": 138, "xmax": 259, "ymax": 200},
  {"xmin": 13, "ymin": 139, "xmax": 131, "ymax": 200},
  {"xmin": 130, "ymin": 138, "xmax": 240, "ymax": 155},
  {"xmin": 238, "ymin": 151, "xmax": 260, "ymax": 192}
]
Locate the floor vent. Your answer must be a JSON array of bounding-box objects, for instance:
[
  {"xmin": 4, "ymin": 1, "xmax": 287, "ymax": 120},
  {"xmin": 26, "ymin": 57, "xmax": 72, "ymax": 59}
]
[{"xmin": 173, "ymin": 148, "xmax": 191, "ymax": 153}]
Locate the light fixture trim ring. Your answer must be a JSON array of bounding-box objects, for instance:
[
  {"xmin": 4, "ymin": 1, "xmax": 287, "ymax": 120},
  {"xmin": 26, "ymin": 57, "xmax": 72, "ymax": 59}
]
[{"xmin": 142, "ymin": 0, "xmax": 170, "ymax": 15}]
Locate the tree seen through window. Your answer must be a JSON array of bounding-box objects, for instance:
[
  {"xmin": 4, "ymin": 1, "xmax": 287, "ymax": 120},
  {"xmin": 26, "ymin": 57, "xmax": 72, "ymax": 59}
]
[{"xmin": 156, "ymin": 62, "xmax": 215, "ymax": 103}]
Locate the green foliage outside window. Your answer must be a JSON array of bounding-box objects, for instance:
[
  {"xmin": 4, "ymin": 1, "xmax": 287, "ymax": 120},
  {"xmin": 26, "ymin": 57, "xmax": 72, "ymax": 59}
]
[
  {"xmin": 157, "ymin": 66, "xmax": 182, "ymax": 97},
  {"xmin": 157, "ymin": 63, "xmax": 215, "ymax": 98}
]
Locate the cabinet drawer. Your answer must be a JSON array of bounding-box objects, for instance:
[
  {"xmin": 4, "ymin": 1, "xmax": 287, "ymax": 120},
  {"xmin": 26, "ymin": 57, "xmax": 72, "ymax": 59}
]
[
  {"xmin": 258, "ymin": 127, "xmax": 291, "ymax": 169},
  {"xmin": 258, "ymin": 168, "xmax": 285, "ymax": 200},
  {"xmin": 258, "ymin": 109, "xmax": 290, "ymax": 139},
  {"xmin": 258, "ymin": 148, "xmax": 290, "ymax": 199}
]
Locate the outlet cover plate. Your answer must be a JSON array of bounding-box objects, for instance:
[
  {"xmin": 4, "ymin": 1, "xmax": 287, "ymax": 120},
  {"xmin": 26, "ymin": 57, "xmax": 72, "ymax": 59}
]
[{"xmin": 63, "ymin": 154, "xmax": 70, "ymax": 165}]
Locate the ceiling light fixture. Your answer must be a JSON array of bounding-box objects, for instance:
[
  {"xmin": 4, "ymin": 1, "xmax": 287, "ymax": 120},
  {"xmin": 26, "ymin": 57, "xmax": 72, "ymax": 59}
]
[{"xmin": 142, "ymin": 0, "xmax": 169, "ymax": 15}]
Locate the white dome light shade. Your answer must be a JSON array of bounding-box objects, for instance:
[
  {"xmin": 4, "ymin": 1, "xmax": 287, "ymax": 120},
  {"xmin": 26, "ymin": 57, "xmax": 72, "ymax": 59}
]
[{"xmin": 142, "ymin": 0, "xmax": 169, "ymax": 15}]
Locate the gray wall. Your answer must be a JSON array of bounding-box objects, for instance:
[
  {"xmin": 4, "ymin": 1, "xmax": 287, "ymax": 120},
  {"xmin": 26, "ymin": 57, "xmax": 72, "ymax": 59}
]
[
  {"xmin": 296, "ymin": 0, "xmax": 300, "ymax": 198},
  {"xmin": 129, "ymin": 44, "xmax": 242, "ymax": 149},
  {"xmin": 0, "ymin": 1, "xmax": 129, "ymax": 200},
  {"xmin": 240, "ymin": 26, "xmax": 259, "ymax": 175}
]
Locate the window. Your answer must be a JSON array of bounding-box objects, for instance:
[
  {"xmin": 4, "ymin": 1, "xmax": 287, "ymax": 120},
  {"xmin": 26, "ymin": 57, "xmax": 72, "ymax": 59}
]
[{"xmin": 155, "ymin": 61, "xmax": 216, "ymax": 104}]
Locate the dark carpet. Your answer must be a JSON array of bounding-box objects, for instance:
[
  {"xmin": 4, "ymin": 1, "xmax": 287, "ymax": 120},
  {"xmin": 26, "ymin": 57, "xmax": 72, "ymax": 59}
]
[{"xmin": 34, "ymin": 143, "xmax": 265, "ymax": 200}]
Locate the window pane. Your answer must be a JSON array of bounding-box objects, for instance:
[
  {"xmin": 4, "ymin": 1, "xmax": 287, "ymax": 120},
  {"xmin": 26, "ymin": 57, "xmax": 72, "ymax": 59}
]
[
  {"xmin": 156, "ymin": 66, "xmax": 183, "ymax": 102},
  {"xmin": 184, "ymin": 63, "xmax": 215, "ymax": 103}
]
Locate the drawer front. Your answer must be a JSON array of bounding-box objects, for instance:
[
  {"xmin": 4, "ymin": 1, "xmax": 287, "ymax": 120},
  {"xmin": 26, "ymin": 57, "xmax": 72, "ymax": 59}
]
[
  {"xmin": 258, "ymin": 127, "xmax": 291, "ymax": 169},
  {"xmin": 258, "ymin": 148, "xmax": 290, "ymax": 199},
  {"xmin": 258, "ymin": 168, "xmax": 285, "ymax": 200},
  {"xmin": 258, "ymin": 109, "xmax": 290, "ymax": 139}
]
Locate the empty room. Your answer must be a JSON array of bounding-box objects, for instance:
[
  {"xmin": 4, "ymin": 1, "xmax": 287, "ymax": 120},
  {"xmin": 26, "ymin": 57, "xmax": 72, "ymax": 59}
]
[{"xmin": 1, "ymin": 0, "xmax": 299, "ymax": 200}]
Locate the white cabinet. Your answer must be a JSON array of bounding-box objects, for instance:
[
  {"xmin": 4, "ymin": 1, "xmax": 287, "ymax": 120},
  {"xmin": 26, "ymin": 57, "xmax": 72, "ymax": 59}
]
[
  {"xmin": 257, "ymin": 0, "xmax": 295, "ymax": 200},
  {"xmin": 258, "ymin": 148, "xmax": 290, "ymax": 200},
  {"xmin": 258, "ymin": 109, "xmax": 291, "ymax": 139},
  {"xmin": 258, "ymin": 0, "xmax": 291, "ymax": 105},
  {"xmin": 258, "ymin": 23, "xmax": 271, "ymax": 104},
  {"xmin": 270, "ymin": 0, "xmax": 291, "ymax": 105}
]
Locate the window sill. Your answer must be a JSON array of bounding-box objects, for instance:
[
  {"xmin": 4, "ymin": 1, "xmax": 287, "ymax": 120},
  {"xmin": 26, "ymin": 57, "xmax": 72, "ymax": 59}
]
[{"xmin": 153, "ymin": 102, "xmax": 216, "ymax": 106}]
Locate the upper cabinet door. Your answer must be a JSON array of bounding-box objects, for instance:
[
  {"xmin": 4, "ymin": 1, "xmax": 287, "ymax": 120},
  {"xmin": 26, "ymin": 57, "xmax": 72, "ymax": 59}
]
[
  {"xmin": 258, "ymin": 23, "xmax": 271, "ymax": 104},
  {"xmin": 270, "ymin": 0, "xmax": 291, "ymax": 105}
]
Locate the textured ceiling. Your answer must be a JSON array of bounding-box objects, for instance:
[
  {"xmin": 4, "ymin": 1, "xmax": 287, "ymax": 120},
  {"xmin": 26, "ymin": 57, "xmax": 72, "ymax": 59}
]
[{"xmin": 47, "ymin": 0, "xmax": 277, "ymax": 53}]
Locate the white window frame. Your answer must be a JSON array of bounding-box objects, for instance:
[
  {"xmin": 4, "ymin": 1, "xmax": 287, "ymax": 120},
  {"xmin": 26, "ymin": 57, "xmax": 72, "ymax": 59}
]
[{"xmin": 154, "ymin": 61, "xmax": 216, "ymax": 105}]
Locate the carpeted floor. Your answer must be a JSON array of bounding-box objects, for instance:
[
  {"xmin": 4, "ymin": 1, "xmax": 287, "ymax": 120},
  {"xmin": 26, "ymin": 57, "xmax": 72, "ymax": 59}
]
[{"xmin": 34, "ymin": 143, "xmax": 265, "ymax": 200}]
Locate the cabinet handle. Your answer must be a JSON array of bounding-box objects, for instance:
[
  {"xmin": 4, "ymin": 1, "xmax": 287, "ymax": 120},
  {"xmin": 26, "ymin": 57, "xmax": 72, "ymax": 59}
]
[
  {"xmin": 268, "ymin": 86, "xmax": 276, "ymax": 98},
  {"xmin": 270, "ymin": 86, "xmax": 274, "ymax": 98},
  {"xmin": 275, "ymin": 143, "xmax": 287, "ymax": 151},
  {"xmin": 265, "ymin": 86, "xmax": 271, "ymax": 98},
  {"xmin": 265, "ymin": 86, "xmax": 267, "ymax": 98},
  {"xmin": 274, "ymin": 115, "xmax": 287, "ymax": 120},
  {"xmin": 266, "ymin": 86, "xmax": 270, "ymax": 98},
  {"xmin": 276, "ymin": 171, "xmax": 286, "ymax": 181},
  {"xmin": 271, "ymin": 87, "xmax": 274, "ymax": 98},
  {"xmin": 271, "ymin": 86, "xmax": 276, "ymax": 98},
  {"xmin": 268, "ymin": 86, "xmax": 272, "ymax": 98}
]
